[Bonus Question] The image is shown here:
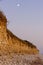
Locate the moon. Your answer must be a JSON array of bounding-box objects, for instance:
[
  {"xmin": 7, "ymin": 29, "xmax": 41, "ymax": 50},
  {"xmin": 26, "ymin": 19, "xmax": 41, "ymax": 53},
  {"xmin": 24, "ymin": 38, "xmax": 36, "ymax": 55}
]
[{"xmin": 16, "ymin": 3, "xmax": 20, "ymax": 7}]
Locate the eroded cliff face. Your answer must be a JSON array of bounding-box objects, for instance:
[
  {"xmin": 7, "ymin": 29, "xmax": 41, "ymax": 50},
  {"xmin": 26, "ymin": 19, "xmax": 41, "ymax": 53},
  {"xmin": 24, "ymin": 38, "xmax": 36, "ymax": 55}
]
[{"xmin": 0, "ymin": 11, "xmax": 39, "ymax": 55}]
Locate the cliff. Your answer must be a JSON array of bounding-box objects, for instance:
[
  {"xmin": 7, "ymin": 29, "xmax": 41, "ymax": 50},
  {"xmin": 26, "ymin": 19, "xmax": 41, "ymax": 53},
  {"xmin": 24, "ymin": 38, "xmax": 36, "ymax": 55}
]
[{"xmin": 0, "ymin": 11, "xmax": 39, "ymax": 55}]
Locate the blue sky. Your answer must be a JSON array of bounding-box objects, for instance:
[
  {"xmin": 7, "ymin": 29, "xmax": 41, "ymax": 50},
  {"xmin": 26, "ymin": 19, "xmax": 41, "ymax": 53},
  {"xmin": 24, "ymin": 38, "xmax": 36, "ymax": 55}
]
[{"xmin": 0, "ymin": 0, "xmax": 43, "ymax": 54}]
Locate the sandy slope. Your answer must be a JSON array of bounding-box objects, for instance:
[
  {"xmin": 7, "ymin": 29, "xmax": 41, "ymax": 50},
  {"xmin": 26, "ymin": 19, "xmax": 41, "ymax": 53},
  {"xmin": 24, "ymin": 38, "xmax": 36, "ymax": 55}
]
[{"xmin": 0, "ymin": 53, "xmax": 43, "ymax": 65}]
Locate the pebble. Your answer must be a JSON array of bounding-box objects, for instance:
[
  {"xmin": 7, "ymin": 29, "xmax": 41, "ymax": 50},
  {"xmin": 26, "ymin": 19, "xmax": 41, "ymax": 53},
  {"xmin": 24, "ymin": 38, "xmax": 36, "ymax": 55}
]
[{"xmin": 0, "ymin": 53, "xmax": 43, "ymax": 65}]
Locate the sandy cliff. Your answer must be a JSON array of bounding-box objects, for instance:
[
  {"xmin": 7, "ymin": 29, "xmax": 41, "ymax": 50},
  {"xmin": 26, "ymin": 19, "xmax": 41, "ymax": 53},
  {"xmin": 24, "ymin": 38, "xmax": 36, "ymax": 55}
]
[{"xmin": 0, "ymin": 11, "xmax": 39, "ymax": 55}]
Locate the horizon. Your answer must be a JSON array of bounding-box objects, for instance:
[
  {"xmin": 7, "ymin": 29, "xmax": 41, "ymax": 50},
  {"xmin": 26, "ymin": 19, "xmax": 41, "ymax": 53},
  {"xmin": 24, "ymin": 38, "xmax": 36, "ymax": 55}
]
[{"xmin": 0, "ymin": 0, "xmax": 43, "ymax": 54}]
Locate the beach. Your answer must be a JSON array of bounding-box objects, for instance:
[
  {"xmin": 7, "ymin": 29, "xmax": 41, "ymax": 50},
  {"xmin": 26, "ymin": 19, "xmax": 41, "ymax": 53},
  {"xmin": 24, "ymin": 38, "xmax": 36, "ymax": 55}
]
[{"xmin": 0, "ymin": 53, "xmax": 43, "ymax": 65}]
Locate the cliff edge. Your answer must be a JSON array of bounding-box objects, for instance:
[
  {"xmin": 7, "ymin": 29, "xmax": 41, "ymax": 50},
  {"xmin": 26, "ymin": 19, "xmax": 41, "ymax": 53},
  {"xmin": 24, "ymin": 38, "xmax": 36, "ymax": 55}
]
[{"xmin": 0, "ymin": 11, "xmax": 39, "ymax": 55}]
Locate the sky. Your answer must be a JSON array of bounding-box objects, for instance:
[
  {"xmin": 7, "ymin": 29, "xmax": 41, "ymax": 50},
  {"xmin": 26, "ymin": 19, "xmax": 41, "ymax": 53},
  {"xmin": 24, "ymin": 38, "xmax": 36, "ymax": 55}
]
[{"xmin": 0, "ymin": 0, "xmax": 43, "ymax": 54}]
